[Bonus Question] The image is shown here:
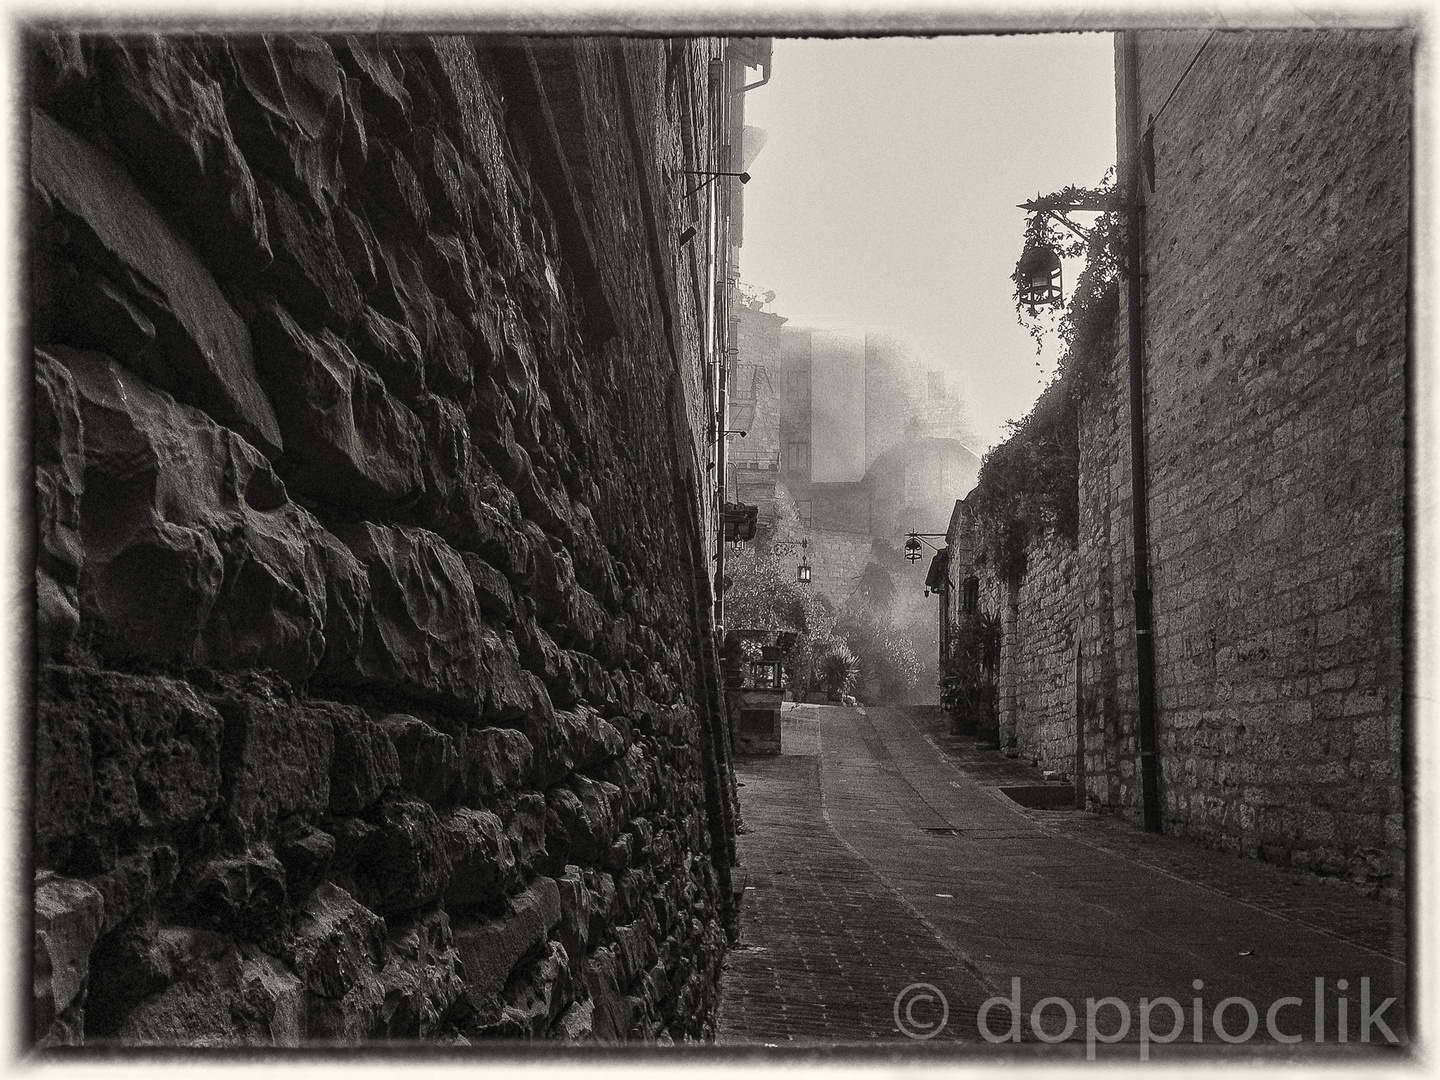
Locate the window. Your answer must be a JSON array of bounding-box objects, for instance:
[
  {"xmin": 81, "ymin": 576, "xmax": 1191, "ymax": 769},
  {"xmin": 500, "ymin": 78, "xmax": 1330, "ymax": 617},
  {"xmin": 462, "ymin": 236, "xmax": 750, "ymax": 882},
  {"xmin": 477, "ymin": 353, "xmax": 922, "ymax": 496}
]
[
  {"xmin": 785, "ymin": 440, "xmax": 811, "ymax": 472},
  {"xmin": 963, "ymin": 576, "xmax": 980, "ymax": 614}
]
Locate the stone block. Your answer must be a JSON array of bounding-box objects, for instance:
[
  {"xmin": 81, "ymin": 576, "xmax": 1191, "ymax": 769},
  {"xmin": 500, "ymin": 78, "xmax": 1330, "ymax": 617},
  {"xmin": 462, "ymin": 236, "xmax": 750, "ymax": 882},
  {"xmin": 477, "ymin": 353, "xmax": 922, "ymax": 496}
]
[
  {"xmin": 50, "ymin": 345, "xmax": 341, "ymax": 679},
  {"xmin": 91, "ymin": 36, "xmax": 274, "ymax": 277},
  {"xmin": 326, "ymin": 521, "xmax": 484, "ymax": 711},
  {"xmin": 328, "ymin": 711, "xmax": 401, "ymax": 815},
  {"xmin": 34, "ymin": 871, "xmax": 106, "ymax": 1046},
  {"xmin": 38, "ymin": 665, "xmax": 223, "ymax": 873},
  {"xmin": 214, "ymin": 689, "xmax": 333, "ymax": 848},
  {"xmin": 280, "ymin": 882, "xmax": 386, "ymax": 1038},
  {"xmin": 35, "ymin": 351, "xmax": 85, "ymax": 659},
  {"xmin": 504, "ymin": 793, "xmax": 548, "ymax": 875},
  {"xmin": 382, "ymin": 713, "xmax": 463, "ymax": 807},
  {"xmin": 442, "ymin": 807, "xmax": 515, "ymax": 907},
  {"xmin": 251, "ymin": 298, "xmax": 424, "ymax": 510},
  {"xmin": 553, "ymin": 865, "xmax": 589, "ymax": 980},
  {"xmin": 462, "ymin": 725, "xmax": 533, "ymax": 804},
  {"xmin": 32, "ymin": 106, "xmax": 282, "ymax": 458},
  {"xmin": 178, "ymin": 850, "xmax": 287, "ymax": 941},
  {"xmin": 376, "ymin": 907, "xmax": 466, "ymax": 1039},
  {"xmin": 451, "ymin": 877, "xmax": 561, "ymax": 1007},
  {"xmin": 355, "ymin": 792, "xmax": 452, "ymax": 915},
  {"xmin": 498, "ymin": 940, "xmax": 572, "ymax": 1038}
]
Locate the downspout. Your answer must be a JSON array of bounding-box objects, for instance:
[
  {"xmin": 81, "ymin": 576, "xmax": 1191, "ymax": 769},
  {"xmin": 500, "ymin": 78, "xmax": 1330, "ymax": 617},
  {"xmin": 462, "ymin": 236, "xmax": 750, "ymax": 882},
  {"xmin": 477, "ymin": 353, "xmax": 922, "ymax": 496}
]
[
  {"xmin": 711, "ymin": 51, "xmax": 729, "ymax": 631},
  {"xmin": 1122, "ymin": 31, "xmax": 1162, "ymax": 832}
]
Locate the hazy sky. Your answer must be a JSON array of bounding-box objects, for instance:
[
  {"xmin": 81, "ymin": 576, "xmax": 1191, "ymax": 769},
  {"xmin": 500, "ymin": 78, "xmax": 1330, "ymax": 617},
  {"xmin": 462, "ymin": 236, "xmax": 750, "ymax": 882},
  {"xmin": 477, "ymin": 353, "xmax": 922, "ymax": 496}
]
[{"xmin": 738, "ymin": 34, "xmax": 1117, "ymax": 452}]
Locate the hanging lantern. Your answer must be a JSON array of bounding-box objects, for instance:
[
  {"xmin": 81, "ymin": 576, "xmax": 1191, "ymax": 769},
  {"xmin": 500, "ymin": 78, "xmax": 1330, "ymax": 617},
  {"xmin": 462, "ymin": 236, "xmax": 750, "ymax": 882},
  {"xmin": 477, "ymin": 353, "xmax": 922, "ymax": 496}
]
[
  {"xmin": 904, "ymin": 536, "xmax": 923, "ymax": 562},
  {"xmin": 1016, "ymin": 241, "xmax": 1063, "ymax": 307},
  {"xmin": 797, "ymin": 561, "xmax": 811, "ymax": 584}
]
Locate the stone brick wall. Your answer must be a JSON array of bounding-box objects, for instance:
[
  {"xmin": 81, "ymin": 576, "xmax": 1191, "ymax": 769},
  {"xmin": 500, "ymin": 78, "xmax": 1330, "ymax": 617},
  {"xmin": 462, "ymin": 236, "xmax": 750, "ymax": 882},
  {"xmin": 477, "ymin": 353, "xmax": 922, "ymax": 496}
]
[
  {"xmin": 996, "ymin": 538, "xmax": 1079, "ymax": 772},
  {"xmin": 1115, "ymin": 29, "xmax": 1409, "ymax": 890},
  {"xmin": 31, "ymin": 32, "xmax": 739, "ymax": 1046},
  {"xmin": 947, "ymin": 31, "xmax": 1408, "ymax": 898}
]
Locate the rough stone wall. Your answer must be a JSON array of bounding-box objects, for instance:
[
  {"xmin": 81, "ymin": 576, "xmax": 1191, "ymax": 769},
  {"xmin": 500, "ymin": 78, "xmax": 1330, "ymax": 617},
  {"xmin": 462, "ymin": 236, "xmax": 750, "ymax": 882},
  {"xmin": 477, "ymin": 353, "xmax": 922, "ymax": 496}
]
[
  {"xmin": 1124, "ymin": 29, "xmax": 1408, "ymax": 890},
  {"xmin": 985, "ymin": 538, "xmax": 1078, "ymax": 771},
  {"xmin": 949, "ymin": 31, "xmax": 1408, "ymax": 897},
  {"xmin": 31, "ymin": 32, "xmax": 739, "ymax": 1047}
]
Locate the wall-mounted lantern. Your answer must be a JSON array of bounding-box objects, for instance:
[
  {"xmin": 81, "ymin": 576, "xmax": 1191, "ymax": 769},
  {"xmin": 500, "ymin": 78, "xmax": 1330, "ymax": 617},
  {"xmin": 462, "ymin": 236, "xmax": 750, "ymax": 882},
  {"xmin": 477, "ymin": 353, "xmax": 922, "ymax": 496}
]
[
  {"xmin": 903, "ymin": 530, "xmax": 947, "ymax": 565},
  {"xmin": 797, "ymin": 560, "xmax": 811, "ymax": 584},
  {"xmin": 1015, "ymin": 242, "xmax": 1064, "ymax": 308}
]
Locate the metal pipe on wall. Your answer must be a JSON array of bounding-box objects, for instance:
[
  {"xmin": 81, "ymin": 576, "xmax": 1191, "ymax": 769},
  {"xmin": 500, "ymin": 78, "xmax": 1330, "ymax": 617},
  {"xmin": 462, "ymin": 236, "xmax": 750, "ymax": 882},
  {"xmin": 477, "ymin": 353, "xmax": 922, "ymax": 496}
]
[{"xmin": 1122, "ymin": 30, "xmax": 1162, "ymax": 832}]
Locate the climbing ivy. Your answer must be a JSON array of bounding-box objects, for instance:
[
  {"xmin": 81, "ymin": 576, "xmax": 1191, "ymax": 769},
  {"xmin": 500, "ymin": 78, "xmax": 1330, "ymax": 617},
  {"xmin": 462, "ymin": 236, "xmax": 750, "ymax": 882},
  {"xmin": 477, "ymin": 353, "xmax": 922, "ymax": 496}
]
[{"xmin": 971, "ymin": 175, "xmax": 1125, "ymax": 584}]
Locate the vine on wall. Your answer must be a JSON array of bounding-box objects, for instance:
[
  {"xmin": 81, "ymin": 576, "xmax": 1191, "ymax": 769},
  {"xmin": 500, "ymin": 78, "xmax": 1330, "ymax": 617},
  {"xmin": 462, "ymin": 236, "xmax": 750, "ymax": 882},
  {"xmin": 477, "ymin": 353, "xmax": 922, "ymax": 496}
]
[{"xmin": 969, "ymin": 175, "xmax": 1123, "ymax": 584}]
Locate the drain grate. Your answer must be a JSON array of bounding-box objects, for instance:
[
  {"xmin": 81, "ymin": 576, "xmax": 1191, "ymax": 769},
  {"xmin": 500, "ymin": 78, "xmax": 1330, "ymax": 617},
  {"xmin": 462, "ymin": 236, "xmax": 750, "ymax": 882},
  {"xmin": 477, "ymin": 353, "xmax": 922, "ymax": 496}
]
[{"xmin": 922, "ymin": 827, "xmax": 960, "ymax": 835}]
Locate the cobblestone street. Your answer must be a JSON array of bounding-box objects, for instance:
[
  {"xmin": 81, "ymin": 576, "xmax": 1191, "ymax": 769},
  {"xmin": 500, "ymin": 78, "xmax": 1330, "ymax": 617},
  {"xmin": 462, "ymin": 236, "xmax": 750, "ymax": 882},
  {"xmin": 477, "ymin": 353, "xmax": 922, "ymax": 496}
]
[{"xmin": 715, "ymin": 706, "xmax": 1407, "ymax": 1060}]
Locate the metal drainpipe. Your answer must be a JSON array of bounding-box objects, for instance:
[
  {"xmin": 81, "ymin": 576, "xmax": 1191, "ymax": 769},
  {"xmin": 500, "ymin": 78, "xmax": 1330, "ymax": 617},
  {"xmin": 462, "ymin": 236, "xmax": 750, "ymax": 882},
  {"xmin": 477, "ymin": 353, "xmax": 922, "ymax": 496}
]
[
  {"xmin": 1123, "ymin": 30, "xmax": 1162, "ymax": 832},
  {"xmin": 713, "ymin": 47, "xmax": 730, "ymax": 631}
]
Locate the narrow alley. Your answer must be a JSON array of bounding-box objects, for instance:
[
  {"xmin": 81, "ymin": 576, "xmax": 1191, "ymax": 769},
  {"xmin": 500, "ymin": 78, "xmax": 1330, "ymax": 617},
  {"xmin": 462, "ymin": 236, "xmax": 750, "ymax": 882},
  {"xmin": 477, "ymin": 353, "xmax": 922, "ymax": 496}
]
[{"xmin": 716, "ymin": 706, "xmax": 1406, "ymax": 1058}]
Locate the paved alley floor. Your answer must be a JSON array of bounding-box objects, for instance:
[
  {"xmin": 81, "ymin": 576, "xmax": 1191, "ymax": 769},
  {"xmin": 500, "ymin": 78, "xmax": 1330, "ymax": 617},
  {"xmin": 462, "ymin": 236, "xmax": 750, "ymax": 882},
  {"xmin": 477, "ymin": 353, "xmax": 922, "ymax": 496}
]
[{"xmin": 714, "ymin": 705, "xmax": 1408, "ymax": 1061}]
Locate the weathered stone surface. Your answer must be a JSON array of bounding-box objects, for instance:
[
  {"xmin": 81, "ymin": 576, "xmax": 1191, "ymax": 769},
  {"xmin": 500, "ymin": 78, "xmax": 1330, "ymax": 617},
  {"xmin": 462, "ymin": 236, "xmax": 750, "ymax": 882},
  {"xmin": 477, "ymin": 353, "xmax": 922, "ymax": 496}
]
[
  {"xmin": 580, "ymin": 946, "xmax": 631, "ymax": 1042},
  {"xmin": 553, "ymin": 865, "xmax": 589, "ymax": 980},
  {"xmin": 100, "ymin": 932, "xmax": 305, "ymax": 1046},
  {"xmin": 32, "ymin": 106, "xmax": 282, "ymax": 458},
  {"xmin": 552, "ymin": 996, "xmax": 595, "ymax": 1041},
  {"xmin": 328, "ymin": 712, "xmax": 401, "ymax": 815},
  {"xmin": 325, "ymin": 522, "xmax": 484, "ymax": 711},
  {"xmin": 544, "ymin": 774, "xmax": 622, "ymax": 869},
  {"xmin": 34, "ymin": 871, "xmax": 106, "ymax": 1046},
  {"xmin": 583, "ymin": 869, "xmax": 617, "ymax": 946},
  {"xmin": 378, "ymin": 907, "xmax": 466, "ymax": 1038},
  {"xmin": 37, "ymin": 665, "xmax": 222, "ymax": 874},
  {"xmin": 215, "ymin": 687, "xmax": 333, "ymax": 848},
  {"xmin": 461, "ymin": 552, "xmax": 514, "ymax": 620},
  {"xmin": 442, "ymin": 808, "xmax": 515, "ymax": 907},
  {"xmin": 51, "ymin": 345, "xmax": 351, "ymax": 679},
  {"xmin": 461, "ymin": 725, "xmax": 533, "ymax": 804},
  {"xmin": 89, "ymin": 36, "xmax": 274, "ymax": 274},
  {"xmin": 354, "ymin": 793, "xmax": 451, "ymax": 915},
  {"xmin": 255, "ymin": 175, "xmax": 364, "ymax": 332},
  {"xmin": 496, "ymin": 940, "xmax": 571, "ymax": 1038},
  {"xmin": 179, "ymin": 851, "xmax": 287, "ymax": 940},
  {"xmin": 480, "ymin": 627, "xmax": 535, "ymax": 721},
  {"xmin": 277, "ymin": 826, "xmax": 335, "ymax": 904},
  {"xmin": 504, "ymin": 793, "xmax": 548, "ymax": 876},
  {"xmin": 596, "ymin": 743, "xmax": 654, "ymax": 821},
  {"xmin": 381, "ymin": 713, "xmax": 463, "ymax": 807},
  {"xmin": 611, "ymin": 918, "xmax": 658, "ymax": 991},
  {"xmin": 353, "ymin": 304, "xmax": 425, "ymax": 399},
  {"xmin": 251, "ymin": 298, "xmax": 424, "ymax": 510},
  {"xmin": 35, "ymin": 352, "xmax": 85, "ymax": 658},
  {"xmin": 557, "ymin": 705, "xmax": 627, "ymax": 775},
  {"xmin": 227, "ymin": 36, "xmax": 349, "ymax": 216},
  {"xmin": 280, "ymin": 882, "xmax": 386, "ymax": 1040},
  {"xmin": 450, "ymin": 877, "xmax": 560, "ymax": 1007}
]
